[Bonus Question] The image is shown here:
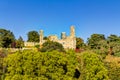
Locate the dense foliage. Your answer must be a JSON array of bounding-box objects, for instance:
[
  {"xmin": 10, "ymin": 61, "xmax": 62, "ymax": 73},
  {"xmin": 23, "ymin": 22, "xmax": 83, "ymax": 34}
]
[
  {"xmin": 86, "ymin": 34, "xmax": 120, "ymax": 57},
  {"xmin": 105, "ymin": 62, "xmax": 120, "ymax": 80},
  {"xmin": 4, "ymin": 50, "xmax": 78, "ymax": 80},
  {"xmin": 27, "ymin": 31, "xmax": 39, "ymax": 42},
  {"xmin": 1, "ymin": 28, "xmax": 120, "ymax": 80},
  {"xmin": 40, "ymin": 41, "xmax": 65, "ymax": 52},
  {"xmin": 15, "ymin": 36, "xmax": 24, "ymax": 48},
  {"xmin": 87, "ymin": 34, "xmax": 105, "ymax": 49},
  {"xmin": 0, "ymin": 29, "xmax": 15, "ymax": 48},
  {"xmin": 76, "ymin": 37, "xmax": 86, "ymax": 49},
  {"xmin": 104, "ymin": 55, "xmax": 120, "ymax": 80},
  {"xmin": 78, "ymin": 51, "xmax": 109, "ymax": 80}
]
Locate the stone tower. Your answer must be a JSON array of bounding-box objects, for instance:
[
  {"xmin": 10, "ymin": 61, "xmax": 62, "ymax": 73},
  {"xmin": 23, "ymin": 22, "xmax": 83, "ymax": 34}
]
[
  {"xmin": 61, "ymin": 32, "xmax": 66, "ymax": 39},
  {"xmin": 70, "ymin": 26, "xmax": 76, "ymax": 49},
  {"xmin": 70, "ymin": 26, "xmax": 75, "ymax": 37},
  {"xmin": 39, "ymin": 30, "xmax": 44, "ymax": 45}
]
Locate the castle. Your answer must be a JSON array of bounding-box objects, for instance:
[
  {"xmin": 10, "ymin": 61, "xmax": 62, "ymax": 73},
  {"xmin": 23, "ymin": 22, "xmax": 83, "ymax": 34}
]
[{"xmin": 24, "ymin": 26, "xmax": 76, "ymax": 49}]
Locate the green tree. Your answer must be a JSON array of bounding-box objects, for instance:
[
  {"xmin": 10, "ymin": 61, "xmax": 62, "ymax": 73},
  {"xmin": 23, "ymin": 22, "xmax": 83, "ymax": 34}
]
[
  {"xmin": 91, "ymin": 36, "xmax": 120, "ymax": 57},
  {"xmin": 78, "ymin": 51, "xmax": 109, "ymax": 80},
  {"xmin": 91, "ymin": 40, "xmax": 109, "ymax": 58},
  {"xmin": 108, "ymin": 42, "xmax": 120, "ymax": 56},
  {"xmin": 107, "ymin": 34, "xmax": 120, "ymax": 42},
  {"xmin": 76, "ymin": 37, "xmax": 86, "ymax": 49},
  {"xmin": 43, "ymin": 36, "xmax": 48, "ymax": 40},
  {"xmin": 4, "ymin": 50, "xmax": 78, "ymax": 80},
  {"xmin": 40, "ymin": 41, "xmax": 65, "ymax": 52},
  {"xmin": 87, "ymin": 34, "xmax": 105, "ymax": 49},
  {"xmin": 0, "ymin": 29, "xmax": 15, "ymax": 48},
  {"xmin": 105, "ymin": 35, "xmax": 120, "ymax": 56},
  {"xmin": 27, "ymin": 31, "xmax": 39, "ymax": 42},
  {"xmin": 16, "ymin": 36, "xmax": 24, "ymax": 48}
]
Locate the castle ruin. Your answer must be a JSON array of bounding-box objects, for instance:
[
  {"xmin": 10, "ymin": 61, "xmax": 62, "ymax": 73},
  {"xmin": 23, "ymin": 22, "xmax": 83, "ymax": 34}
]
[{"xmin": 24, "ymin": 26, "xmax": 76, "ymax": 49}]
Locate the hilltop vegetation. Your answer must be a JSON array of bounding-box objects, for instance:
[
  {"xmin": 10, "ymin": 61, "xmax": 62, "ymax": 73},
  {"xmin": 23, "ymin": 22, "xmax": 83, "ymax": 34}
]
[
  {"xmin": 1, "ymin": 28, "xmax": 120, "ymax": 80},
  {"xmin": 4, "ymin": 50, "xmax": 77, "ymax": 80},
  {"xmin": 1, "ymin": 50, "xmax": 109, "ymax": 80},
  {"xmin": 0, "ymin": 49, "xmax": 120, "ymax": 80}
]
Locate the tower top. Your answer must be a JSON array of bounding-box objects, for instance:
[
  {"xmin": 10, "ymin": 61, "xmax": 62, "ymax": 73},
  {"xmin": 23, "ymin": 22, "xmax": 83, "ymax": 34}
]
[
  {"xmin": 40, "ymin": 30, "xmax": 43, "ymax": 33},
  {"xmin": 70, "ymin": 26, "xmax": 75, "ymax": 37},
  {"xmin": 61, "ymin": 32, "xmax": 66, "ymax": 39}
]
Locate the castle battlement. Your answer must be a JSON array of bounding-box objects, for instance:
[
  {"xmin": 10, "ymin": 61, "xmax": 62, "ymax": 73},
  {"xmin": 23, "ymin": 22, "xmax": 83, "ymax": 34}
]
[{"xmin": 24, "ymin": 26, "xmax": 76, "ymax": 49}]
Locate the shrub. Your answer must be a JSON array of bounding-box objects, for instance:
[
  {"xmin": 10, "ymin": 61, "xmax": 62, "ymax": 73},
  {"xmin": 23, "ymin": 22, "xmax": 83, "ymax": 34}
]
[
  {"xmin": 91, "ymin": 49, "xmax": 108, "ymax": 59},
  {"xmin": 104, "ymin": 55, "xmax": 120, "ymax": 80},
  {"xmin": 40, "ymin": 41, "xmax": 65, "ymax": 52},
  {"xmin": 4, "ymin": 50, "xmax": 77, "ymax": 80},
  {"xmin": 78, "ymin": 51, "xmax": 109, "ymax": 80},
  {"xmin": 105, "ymin": 62, "xmax": 120, "ymax": 80}
]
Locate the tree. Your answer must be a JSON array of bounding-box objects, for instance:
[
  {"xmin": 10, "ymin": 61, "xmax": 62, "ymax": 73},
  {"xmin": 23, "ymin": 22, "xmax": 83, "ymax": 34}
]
[
  {"xmin": 16, "ymin": 36, "xmax": 24, "ymax": 48},
  {"xmin": 40, "ymin": 41, "xmax": 65, "ymax": 52},
  {"xmin": 0, "ymin": 29, "xmax": 15, "ymax": 48},
  {"xmin": 76, "ymin": 37, "xmax": 86, "ymax": 49},
  {"xmin": 91, "ymin": 40, "xmax": 108, "ymax": 56},
  {"xmin": 91, "ymin": 35, "xmax": 120, "ymax": 56},
  {"xmin": 106, "ymin": 35, "xmax": 120, "ymax": 56},
  {"xmin": 107, "ymin": 34, "xmax": 120, "ymax": 42},
  {"xmin": 87, "ymin": 34, "xmax": 105, "ymax": 49},
  {"xmin": 4, "ymin": 50, "xmax": 78, "ymax": 80},
  {"xmin": 27, "ymin": 31, "xmax": 39, "ymax": 42},
  {"xmin": 43, "ymin": 36, "xmax": 48, "ymax": 40},
  {"xmin": 78, "ymin": 51, "xmax": 109, "ymax": 80},
  {"xmin": 108, "ymin": 42, "xmax": 120, "ymax": 56}
]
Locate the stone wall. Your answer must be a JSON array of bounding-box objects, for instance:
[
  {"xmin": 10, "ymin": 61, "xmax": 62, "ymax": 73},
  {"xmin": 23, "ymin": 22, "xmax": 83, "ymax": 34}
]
[
  {"xmin": 24, "ymin": 42, "xmax": 39, "ymax": 47},
  {"xmin": 24, "ymin": 26, "xmax": 76, "ymax": 49}
]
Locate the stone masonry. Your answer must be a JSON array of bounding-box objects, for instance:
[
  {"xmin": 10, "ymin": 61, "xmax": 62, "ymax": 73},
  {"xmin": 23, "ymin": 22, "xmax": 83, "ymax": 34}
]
[{"xmin": 24, "ymin": 26, "xmax": 76, "ymax": 49}]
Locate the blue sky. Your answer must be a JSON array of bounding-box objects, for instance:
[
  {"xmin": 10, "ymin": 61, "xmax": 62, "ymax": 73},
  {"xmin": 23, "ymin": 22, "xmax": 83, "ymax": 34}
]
[{"xmin": 0, "ymin": 0, "xmax": 120, "ymax": 42}]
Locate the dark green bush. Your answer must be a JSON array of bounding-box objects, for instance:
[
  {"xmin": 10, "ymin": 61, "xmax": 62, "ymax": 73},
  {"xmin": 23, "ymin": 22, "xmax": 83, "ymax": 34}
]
[{"xmin": 40, "ymin": 41, "xmax": 65, "ymax": 52}]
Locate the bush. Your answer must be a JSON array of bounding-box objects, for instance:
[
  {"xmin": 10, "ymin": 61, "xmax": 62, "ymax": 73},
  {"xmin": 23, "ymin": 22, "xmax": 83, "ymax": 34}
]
[
  {"xmin": 4, "ymin": 50, "xmax": 78, "ymax": 80},
  {"xmin": 105, "ymin": 62, "xmax": 120, "ymax": 80},
  {"xmin": 104, "ymin": 55, "xmax": 120, "ymax": 80},
  {"xmin": 91, "ymin": 49, "xmax": 108, "ymax": 59},
  {"xmin": 78, "ymin": 51, "xmax": 109, "ymax": 80},
  {"xmin": 40, "ymin": 41, "xmax": 65, "ymax": 52}
]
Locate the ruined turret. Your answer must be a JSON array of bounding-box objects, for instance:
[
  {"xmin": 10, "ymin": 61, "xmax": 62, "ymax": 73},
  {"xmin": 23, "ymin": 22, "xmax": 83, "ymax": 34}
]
[
  {"xmin": 61, "ymin": 32, "xmax": 66, "ymax": 39},
  {"xmin": 70, "ymin": 26, "xmax": 76, "ymax": 49},
  {"xmin": 70, "ymin": 26, "xmax": 75, "ymax": 37},
  {"xmin": 39, "ymin": 30, "xmax": 44, "ymax": 45}
]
